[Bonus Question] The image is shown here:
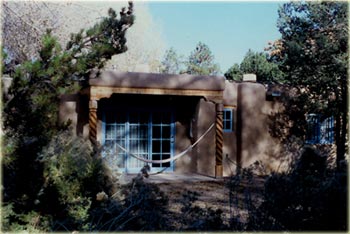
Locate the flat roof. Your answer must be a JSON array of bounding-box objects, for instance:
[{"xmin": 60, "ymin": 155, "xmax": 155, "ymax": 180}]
[{"xmin": 89, "ymin": 70, "xmax": 225, "ymax": 91}]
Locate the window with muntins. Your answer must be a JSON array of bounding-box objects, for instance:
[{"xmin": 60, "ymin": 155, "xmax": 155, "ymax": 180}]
[
  {"xmin": 102, "ymin": 109, "xmax": 175, "ymax": 173},
  {"xmin": 306, "ymin": 114, "xmax": 334, "ymax": 144},
  {"xmin": 223, "ymin": 108, "xmax": 233, "ymax": 132}
]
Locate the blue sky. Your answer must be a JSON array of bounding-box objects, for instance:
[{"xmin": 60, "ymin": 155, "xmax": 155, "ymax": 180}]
[{"xmin": 148, "ymin": 1, "xmax": 285, "ymax": 74}]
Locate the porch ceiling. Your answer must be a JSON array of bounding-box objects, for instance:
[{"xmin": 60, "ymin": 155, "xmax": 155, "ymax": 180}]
[{"xmin": 87, "ymin": 70, "xmax": 225, "ymax": 102}]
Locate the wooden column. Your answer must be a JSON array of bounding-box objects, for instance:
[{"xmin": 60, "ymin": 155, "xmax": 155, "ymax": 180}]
[
  {"xmin": 89, "ymin": 99, "xmax": 98, "ymax": 143},
  {"xmin": 215, "ymin": 103, "xmax": 224, "ymax": 177}
]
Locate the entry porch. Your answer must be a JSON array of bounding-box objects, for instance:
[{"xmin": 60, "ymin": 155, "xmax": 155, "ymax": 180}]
[{"xmin": 82, "ymin": 71, "xmax": 225, "ymax": 177}]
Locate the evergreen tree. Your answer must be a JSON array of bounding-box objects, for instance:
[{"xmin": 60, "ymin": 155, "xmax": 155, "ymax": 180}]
[
  {"xmin": 240, "ymin": 50, "xmax": 285, "ymax": 83},
  {"xmin": 160, "ymin": 47, "xmax": 183, "ymax": 74},
  {"xmin": 224, "ymin": 63, "xmax": 243, "ymax": 81},
  {"xmin": 224, "ymin": 49, "xmax": 285, "ymax": 83},
  {"xmin": 185, "ymin": 42, "xmax": 220, "ymax": 75},
  {"xmin": 2, "ymin": 3, "xmax": 134, "ymax": 230},
  {"xmin": 268, "ymin": 1, "xmax": 348, "ymax": 166}
]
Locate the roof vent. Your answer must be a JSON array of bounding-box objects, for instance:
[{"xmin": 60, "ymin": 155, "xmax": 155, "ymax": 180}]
[{"xmin": 243, "ymin": 74, "xmax": 256, "ymax": 82}]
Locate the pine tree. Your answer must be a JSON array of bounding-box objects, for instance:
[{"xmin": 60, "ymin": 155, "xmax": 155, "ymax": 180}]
[
  {"xmin": 240, "ymin": 50, "xmax": 285, "ymax": 83},
  {"xmin": 268, "ymin": 1, "xmax": 348, "ymax": 166},
  {"xmin": 185, "ymin": 42, "xmax": 220, "ymax": 75},
  {"xmin": 160, "ymin": 47, "xmax": 183, "ymax": 74},
  {"xmin": 224, "ymin": 49, "xmax": 285, "ymax": 83},
  {"xmin": 2, "ymin": 3, "xmax": 134, "ymax": 230},
  {"xmin": 224, "ymin": 63, "xmax": 242, "ymax": 81}
]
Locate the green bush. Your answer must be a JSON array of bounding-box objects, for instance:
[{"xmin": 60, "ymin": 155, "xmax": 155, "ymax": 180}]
[
  {"xmin": 2, "ymin": 130, "xmax": 171, "ymax": 232},
  {"xmin": 1, "ymin": 203, "xmax": 52, "ymax": 233},
  {"xmin": 1, "ymin": 130, "xmax": 117, "ymax": 232},
  {"xmin": 37, "ymin": 130, "xmax": 116, "ymax": 231}
]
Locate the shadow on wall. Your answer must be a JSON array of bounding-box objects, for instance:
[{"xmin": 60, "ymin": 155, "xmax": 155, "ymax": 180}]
[
  {"xmin": 195, "ymin": 98, "xmax": 216, "ymax": 177},
  {"xmin": 236, "ymin": 82, "xmax": 288, "ymax": 173},
  {"xmin": 174, "ymin": 96, "xmax": 202, "ymax": 174},
  {"xmin": 265, "ymin": 86, "xmax": 313, "ymax": 172},
  {"xmin": 59, "ymin": 94, "xmax": 88, "ymax": 137}
]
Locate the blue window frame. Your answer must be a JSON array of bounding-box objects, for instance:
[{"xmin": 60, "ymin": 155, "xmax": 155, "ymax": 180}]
[
  {"xmin": 223, "ymin": 108, "xmax": 233, "ymax": 132},
  {"xmin": 102, "ymin": 109, "xmax": 175, "ymax": 173},
  {"xmin": 306, "ymin": 114, "xmax": 334, "ymax": 144}
]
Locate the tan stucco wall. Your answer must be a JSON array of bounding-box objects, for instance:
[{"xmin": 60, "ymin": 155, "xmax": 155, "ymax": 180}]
[
  {"xmin": 222, "ymin": 81, "xmax": 239, "ymax": 176},
  {"xmin": 221, "ymin": 81, "xmax": 287, "ymax": 175},
  {"xmin": 236, "ymin": 82, "xmax": 284, "ymax": 173},
  {"xmin": 195, "ymin": 99, "xmax": 216, "ymax": 177},
  {"xmin": 174, "ymin": 121, "xmax": 196, "ymax": 173},
  {"xmin": 59, "ymin": 94, "xmax": 79, "ymax": 134},
  {"xmin": 173, "ymin": 97, "xmax": 200, "ymax": 174}
]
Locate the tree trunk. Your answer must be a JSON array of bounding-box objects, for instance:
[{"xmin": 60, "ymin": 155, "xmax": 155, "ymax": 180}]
[{"xmin": 336, "ymin": 80, "xmax": 348, "ymax": 169}]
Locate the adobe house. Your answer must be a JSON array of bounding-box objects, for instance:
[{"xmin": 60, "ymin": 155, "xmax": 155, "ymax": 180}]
[{"xmin": 59, "ymin": 71, "xmax": 286, "ymax": 177}]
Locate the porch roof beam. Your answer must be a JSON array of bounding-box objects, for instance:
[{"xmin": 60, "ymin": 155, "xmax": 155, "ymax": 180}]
[{"xmin": 84, "ymin": 86, "xmax": 223, "ymax": 103}]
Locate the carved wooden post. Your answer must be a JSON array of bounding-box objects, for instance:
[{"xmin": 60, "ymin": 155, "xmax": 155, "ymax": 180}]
[
  {"xmin": 215, "ymin": 103, "xmax": 224, "ymax": 177},
  {"xmin": 89, "ymin": 99, "xmax": 98, "ymax": 143}
]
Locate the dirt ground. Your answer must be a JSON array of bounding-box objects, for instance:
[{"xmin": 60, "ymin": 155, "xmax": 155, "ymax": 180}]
[{"xmin": 153, "ymin": 176, "xmax": 266, "ymax": 228}]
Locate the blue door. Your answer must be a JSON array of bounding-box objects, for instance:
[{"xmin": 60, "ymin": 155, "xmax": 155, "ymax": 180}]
[{"xmin": 102, "ymin": 109, "xmax": 175, "ymax": 173}]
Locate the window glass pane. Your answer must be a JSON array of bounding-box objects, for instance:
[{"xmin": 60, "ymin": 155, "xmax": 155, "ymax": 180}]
[
  {"xmin": 306, "ymin": 114, "xmax": 320, "ymax": 143},
  {"xmin": 223, "ymin": 121, "xmax": 227, "ymax": 130},
  {"xmin": 116, "ymin": 125, "xmax": 125, "ymax": 139},
  {"xmin": 152, "ymin": 154, "xmax": 161, "ymax": 167},
  {"xmin": 139, "ymin": 125, "xmax": 148, "ymax": 139},
  {"xmin": 161, "ymin": 154, "xmax": 171, "ymax": 168},
  {"xmin": 116, "ymin": 139, "xmax": 126, "ymax": 150},
  {"xmin": 161, "ymin": 153, "xmax": 171, "ymax": 159},
  {"xmin": 129, "ymin": 140, "xmax": 138, "ymax": 152},
  {"xmin": 319, "ymin": 116, "xmax": 334, "ymax": 144},
  {"xmin": 104, "ymin": 109, "xmax": 174, "ymax": 170},
  {"xmin": 162, "ymin": 126, "xmax": 171, "ymax": 138},
  {"xmin": 152, "ymin": 140, "xmax": 161, "ymax": 153},
  {"xmin": 103, "ymin": 140, "xmax": 126, "ymax": 169},
  {"xmin": 106, "ymin": 125, "xmax": 115, "ymax": 139},
  {"xmin": 225, "ymin": 110, "xmax": 231, "ymax": 119},
  {"xmin": 104, "ymin": 140, "xmax": 115, "ymax": 150},
  {"xmin": 223, "ymin": 109, "xmax": 233, "ymax": 131},
  {"xmin": 139, "ymin": 139, "xmax": 148, "ymax": 153},
  {"xmin": 153, "ymin": 126, "xmax": 161, "ymax": 139},
  {"xmin": 162, "ymin": 140, "xmax": 171, "ymax": 153}
]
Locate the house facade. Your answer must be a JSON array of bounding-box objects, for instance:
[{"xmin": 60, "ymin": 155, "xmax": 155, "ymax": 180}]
[{"xmin": 59, "ymin": 71, "xmax": 287, "ymax": 177}]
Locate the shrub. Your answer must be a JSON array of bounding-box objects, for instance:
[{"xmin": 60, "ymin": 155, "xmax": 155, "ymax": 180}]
[
  {"xmin": 119, "ymin": 176, "xmax": 169, "ymax": 231},
  {"xmin": 247, "ymin": 146, "xmax": 348, "ymax": 231},
  {"xmin": 89, "ymin": 175, "xmax": 169, "ymax": 231},
  {"xmin": 226, "ymin": 167, "xmax": 257, "ymax": 231},
  {"xmin": 1, "ymin": 203, "xmax": 52, "ymax": 233},
  {"xmin": 2, "ymin": 130, "xmax": 172, "ymax": 232},
  {"xmin": 178, "ymin": 190, "xmax": 227, "ymax": 231},
  {"xmin": 36, "ymin": 130, "xmax": 115, "ymax": 231}
]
